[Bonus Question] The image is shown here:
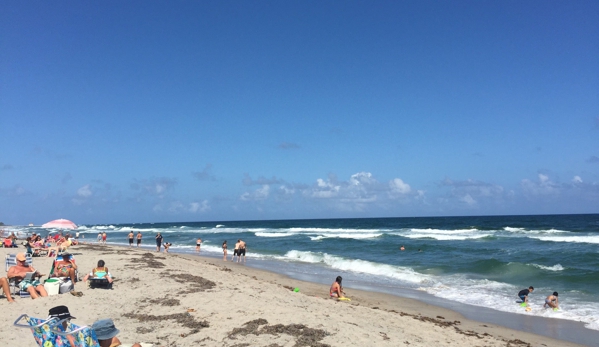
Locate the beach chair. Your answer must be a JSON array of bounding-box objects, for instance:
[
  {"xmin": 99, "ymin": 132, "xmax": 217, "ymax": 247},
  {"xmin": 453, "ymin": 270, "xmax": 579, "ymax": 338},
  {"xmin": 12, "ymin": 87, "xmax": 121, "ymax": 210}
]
[
  {"xmin": 52, "ymin": 319, "xmax": 101, "ymax": 347},
  {"xmin": 88, "ymin": 277, "xmax": 113, "ymax": 289},
  {"xmin": 5, "ymin": 253, "xmax": 33, "ymax": 297},
  {"xmin": 13, "ymin": 314, "xmax": 59, "ymax": 347}
]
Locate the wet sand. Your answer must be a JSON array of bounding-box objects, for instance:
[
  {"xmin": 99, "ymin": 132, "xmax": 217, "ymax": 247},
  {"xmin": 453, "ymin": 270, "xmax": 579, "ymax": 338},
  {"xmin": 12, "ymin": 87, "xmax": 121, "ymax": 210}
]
[{"xmin": 0, "ymin": 244, "xmax": 592, "ymax": 346}]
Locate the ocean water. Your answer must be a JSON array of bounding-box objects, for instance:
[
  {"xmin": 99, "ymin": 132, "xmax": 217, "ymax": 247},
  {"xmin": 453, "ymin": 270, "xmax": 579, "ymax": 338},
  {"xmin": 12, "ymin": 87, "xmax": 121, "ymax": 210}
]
[{"xmin": 7, "ymin": 214, "xmax": 599, "ymax": 331}]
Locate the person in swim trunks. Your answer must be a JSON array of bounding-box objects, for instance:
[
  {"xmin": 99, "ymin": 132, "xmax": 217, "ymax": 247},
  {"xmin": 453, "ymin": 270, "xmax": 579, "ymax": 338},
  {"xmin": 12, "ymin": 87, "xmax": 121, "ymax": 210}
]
[
  {"xmin": 136, "ymin": 231, "xmax": 142, "ymax": 247},
  {"xmin": 128, "ymin": 232, "xmax": 134, "ymax": 247},
  {"xmin": 544, "ymin": 292, "xmax": 559, "ymax": 309},
  {"xmin": 238, "ymin": 239, "xmax": 246, "ymax": 263},
  {"xmin": 330, "ymin": 276, "xmax": 345, "ymax": 299},
  {"xmin": 232, "ymin": 240, "xmax": 240, "ymax": 262},
  {"xmin": 7, "ymin": 253, "xmax": 48, "ymax": 299},
  {"xmin": 155, "ymin": 233, "xmax": 163, "ymax": 252},
  {"xmin": 518, "ymin": 286, "xmax": 534, "ymax": 304}
]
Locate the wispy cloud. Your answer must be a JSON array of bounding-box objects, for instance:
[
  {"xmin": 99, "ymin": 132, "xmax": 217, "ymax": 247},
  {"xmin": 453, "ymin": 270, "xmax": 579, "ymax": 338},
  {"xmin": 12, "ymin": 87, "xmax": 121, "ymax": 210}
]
[
  {"xmin": 192, "ymin": 164, "xmax": 216, "ymax": 181},
  {"xmin": 242, "ymin": 174, "xmax": 283, "ymax": 186},
  {"xmin": 278, "ymin": 142, "xmax": 300, "ymax": 150},
  {"xmin": 130, "ymin": 177, "xmax": 177, "ymax": 198}
]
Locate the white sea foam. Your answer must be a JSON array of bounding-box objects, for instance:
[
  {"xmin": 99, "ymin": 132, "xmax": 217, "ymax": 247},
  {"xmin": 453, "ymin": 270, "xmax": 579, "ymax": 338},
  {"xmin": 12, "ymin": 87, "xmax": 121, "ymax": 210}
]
[
  {"xmin": 504, "ymin": 227, "xmax": 526, "ymax": 232},
  {"xmin": 402, "ymin": 233, "xmax": 491, "ymax": 241},
  {"xmin": 255, "ymin": 232, "xmax": 295, "ymax": 237},
  {"xmin": 309, "ymin": 233, "xmax": 382, "ymax": 241},
  {"xmin": 410, "ymin": 228, "xmax": 479, "ymax": 234},
  {"xmin": 531, "ymin": 264, "xmax": 564, "ymax": 271},
  {"xmin": 287, "ymin": 227, "xmax": 381, "ymax": 233},
  {"xmin": 282, "ymin": 250, "xmax": 430, "ymax": 284},
  {"xmin": 528, "ymin": 235, "xmax": 599, "ymax": 244},
  {"xmin": 216, "ymin": 225, "xmax": 225, "ymax": 228}
]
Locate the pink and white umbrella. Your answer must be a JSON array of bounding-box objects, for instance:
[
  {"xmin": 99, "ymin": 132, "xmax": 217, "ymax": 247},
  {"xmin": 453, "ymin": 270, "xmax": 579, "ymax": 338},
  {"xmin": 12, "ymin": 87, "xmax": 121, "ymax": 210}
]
[{"xmin": 42, "ymin": 219, "xmax": 77, "ymax": 229}]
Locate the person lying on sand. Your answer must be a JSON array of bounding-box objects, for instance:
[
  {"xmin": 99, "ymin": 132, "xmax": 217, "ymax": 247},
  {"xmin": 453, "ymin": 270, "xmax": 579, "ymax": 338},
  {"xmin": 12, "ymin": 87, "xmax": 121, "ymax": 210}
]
[
  {"xmin": 330, "ymin": 276, "xmax": 345, "ymax": 298},
  {"xmin": 7, "ymin": 253, "xmax": 47, "ymax": 299},
  {"xmin": 544, "ymin": 292, "xmax": 559, "ymax": 309},
  {"xmin": 83, "ymin": 260, "xmax": 113, "ymax": 283}
]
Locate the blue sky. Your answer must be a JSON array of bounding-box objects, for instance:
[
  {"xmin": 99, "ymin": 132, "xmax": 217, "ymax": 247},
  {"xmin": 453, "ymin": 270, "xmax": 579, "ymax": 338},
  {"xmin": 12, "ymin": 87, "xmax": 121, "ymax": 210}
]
[{"xmin": 1, "ymin": 1, "xmax": 598, "ymax": 225}]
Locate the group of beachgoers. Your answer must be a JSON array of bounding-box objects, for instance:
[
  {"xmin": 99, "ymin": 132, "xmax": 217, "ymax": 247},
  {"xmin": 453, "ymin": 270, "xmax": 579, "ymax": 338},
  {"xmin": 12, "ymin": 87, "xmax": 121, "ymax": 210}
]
[
  {"xmin": 518, "ymin": 286, "xmax": 560, "ymax": 310},
  {"xmin": 1, "ymin": 251, "xmax": 113, "ymax": 302},
  {"xmin": 221, "ymin": 239, "xmax": 247, "ymax": 262},
  {"xmin": 1, "ymin": 231, "xmax": 80, "ymax": 258}
]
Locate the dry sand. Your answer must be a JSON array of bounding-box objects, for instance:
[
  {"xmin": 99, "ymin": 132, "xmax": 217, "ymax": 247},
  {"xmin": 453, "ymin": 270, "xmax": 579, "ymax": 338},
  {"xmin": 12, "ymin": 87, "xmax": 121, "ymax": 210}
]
[{"xmin": 0, "ymin": 244, "xmax": 589, "ymax": 347}]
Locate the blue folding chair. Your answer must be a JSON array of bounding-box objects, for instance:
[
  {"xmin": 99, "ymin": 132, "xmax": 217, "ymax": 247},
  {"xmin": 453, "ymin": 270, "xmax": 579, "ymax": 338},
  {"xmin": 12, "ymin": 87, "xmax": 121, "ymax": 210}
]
[
  {"xmin": 51, "ymin": 318, "xmax": 101, "ymax": 347},
  {"xmin": 13, "ymin": 314, "xmax": 59, "ymax": 347}
]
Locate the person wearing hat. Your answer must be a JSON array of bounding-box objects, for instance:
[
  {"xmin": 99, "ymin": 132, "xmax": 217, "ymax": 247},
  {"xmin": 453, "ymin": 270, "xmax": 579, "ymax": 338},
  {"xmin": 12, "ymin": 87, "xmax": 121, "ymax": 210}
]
[
  {"xmin": 48, "ymin": 305, "xmax": 77, "ymax": 346},
  {"xmin": 7, "ymin": 253, "xmax": 47, "ymax": 299},
  {"xmin": 92, "ymin": 318, "xmax": 141, "ymax": 347},
  {"xmin": 50, "ymin": 252, "xmax": 78, "ymax": 284}
]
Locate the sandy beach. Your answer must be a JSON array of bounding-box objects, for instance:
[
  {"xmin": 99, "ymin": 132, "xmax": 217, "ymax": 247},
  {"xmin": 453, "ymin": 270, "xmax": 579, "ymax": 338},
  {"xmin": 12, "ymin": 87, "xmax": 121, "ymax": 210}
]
[{"xmin": 0, "ymin": 244, "xmax": 589, "ymax": 347}]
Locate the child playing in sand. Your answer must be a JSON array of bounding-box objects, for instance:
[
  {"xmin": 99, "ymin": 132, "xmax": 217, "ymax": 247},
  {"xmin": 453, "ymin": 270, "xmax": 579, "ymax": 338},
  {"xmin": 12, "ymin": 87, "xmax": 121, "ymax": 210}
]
[{"xmin": 330, "ymin": 276, "xmax": 345, "ymax": 298}]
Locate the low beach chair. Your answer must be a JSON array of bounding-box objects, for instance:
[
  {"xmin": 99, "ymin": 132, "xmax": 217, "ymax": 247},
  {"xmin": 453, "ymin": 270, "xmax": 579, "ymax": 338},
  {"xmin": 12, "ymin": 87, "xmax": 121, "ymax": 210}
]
[
  {"xmin": 88, "ymin": 277, "xmax": 113, "ymax": 289},
  {"xmin": 5, "ymin": 253, "xmax": 33, "ymax": 297},
  {"xmin": 51, "ymin": 319, "xmax": 101, "ymax": 347},
  {"xmin": 13, "ymin": 314, "xmax": 59, "ymax": 347}
]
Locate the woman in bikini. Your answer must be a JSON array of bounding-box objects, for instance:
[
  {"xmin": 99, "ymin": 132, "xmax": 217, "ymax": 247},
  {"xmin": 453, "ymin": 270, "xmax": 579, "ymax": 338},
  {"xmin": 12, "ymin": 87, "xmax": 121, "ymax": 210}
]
[
  {"xmin": 196, "ymin": 238, "xmax": 202, "ymax": 252},
  {"xmin": 330, "ymin": 276, "xmax": 345, "ymax": 298},
  {"xmin": 222, "ymin": 240, "xmax": 227, "ymax": 261},
  {"xmin": 83, "ymin": 260, "xmax": 113, "ymax": 283}
]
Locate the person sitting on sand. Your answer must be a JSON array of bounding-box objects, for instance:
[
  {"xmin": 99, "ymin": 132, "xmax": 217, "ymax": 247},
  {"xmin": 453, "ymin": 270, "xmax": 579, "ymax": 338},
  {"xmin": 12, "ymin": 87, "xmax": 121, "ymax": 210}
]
[
  {"xmin": 518, "ymin": 286, "xmax": 534, "ymax": 304},
  {"xmin": 92, "ymin": 318, "xmax": 142, "ymax": 347},
  {"xmin": 7, "ymin": 253, "xmax": 48, "ymax": 299},
  {"xmin": 50, "ymin": 252, "xmax": 78, "ymax": 284},
  {"xmin": 0, "ymin": 277, "xmax": 14, "ymax": 302},
  {"xmin": 330, "ymin": 276, "xmax": 345, "ymax": 298},
  {"xmin": 544, "ymin": 292, "xmax": 559, "ymax": 309},
  {"xmin": 48, "ymin": 305, "xmax": 77, "ymax": 346},
  {"xmin": 83, "ymin": 260, "xmax": 113, "ymax": 284}
]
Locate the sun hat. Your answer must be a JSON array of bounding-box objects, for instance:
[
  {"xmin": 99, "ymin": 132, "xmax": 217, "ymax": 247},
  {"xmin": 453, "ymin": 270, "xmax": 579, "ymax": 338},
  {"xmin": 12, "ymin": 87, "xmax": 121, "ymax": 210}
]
[
  {"xmin": 16, "ymin": 253, "xmax": 27, "ymax": 261},
  {"xmin": 92, "ymin": 318, "xmax": 120, "ymax": 340},
  {"xmin": 48, "ymin": 305, "xmax": 76, "ymax": 320}
]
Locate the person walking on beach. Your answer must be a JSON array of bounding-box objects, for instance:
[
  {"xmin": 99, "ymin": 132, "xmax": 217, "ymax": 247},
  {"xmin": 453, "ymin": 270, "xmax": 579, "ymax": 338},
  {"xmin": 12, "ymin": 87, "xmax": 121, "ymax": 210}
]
[
  {"xmin": 330, "ymin": 276, "xmax": 345, "ymax": 299},
  {"xmin": 544, "ymin": 292, "xmax": 559, "ymax": 309},
  {"xmin": 518, "ymin": 286, "xmax": 534, "ymax": 305},
  {"xmin": 136, "ymin": 231, "xmax": 142, "ymax": 247},
  {"xmin": 232, "ymin": 240, "xmax": 240, "ymax": 262},
  {"xmin": 128, "ymin": 231, "xmax": 134, "ymax": 248},
  {"xmin": 102, "ymin": 232, "xmax": 107, "ymax": 245},
  {"xmin": 155, "ymin": 233, "xmax": 163, "ymax": 252},
  {"xmin": 195, "ymin": 238, "xmax": 202, "ymax": 252},
  {"xmin": 97, "ymin": 232, "xmax": 102, "ymax": 244},
  {"xmin": 222, "ymin": 240, "xmax": 227, "ymax": 261},
  {"xmin": 238, "ymin": 239, "xmax": 246, "ymax": 263}
]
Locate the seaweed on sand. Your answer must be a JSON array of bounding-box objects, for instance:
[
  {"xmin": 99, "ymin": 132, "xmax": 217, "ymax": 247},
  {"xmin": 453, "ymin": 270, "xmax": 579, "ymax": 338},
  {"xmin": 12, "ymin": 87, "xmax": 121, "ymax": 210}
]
[{"xmin": 228, "ymin": 318, "xmax": 330, "ymax": 347}]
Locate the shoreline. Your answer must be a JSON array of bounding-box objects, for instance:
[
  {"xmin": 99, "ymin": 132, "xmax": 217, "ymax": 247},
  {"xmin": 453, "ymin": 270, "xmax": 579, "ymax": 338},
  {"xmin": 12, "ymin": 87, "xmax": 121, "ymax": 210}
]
[{"xmin": 0, "ymin": 243, "xmax": 593, "ymax": 346}]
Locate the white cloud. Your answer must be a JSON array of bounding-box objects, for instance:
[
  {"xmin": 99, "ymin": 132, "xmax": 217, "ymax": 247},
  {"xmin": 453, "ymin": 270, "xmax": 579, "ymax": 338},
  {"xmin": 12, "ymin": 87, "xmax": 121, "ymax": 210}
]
[
  {"xmin": 573, "ymin": 176, "xmax": 583, "ymax": 183},
  {"xmin": 77, "ymin": 185, "xmax": 92, "ymax": 197},
  {"xmin": 521, "ymin": 174, "xmax": 559, "ymax": 196},
  {"xmin": 389, "ymin": 178, "xmax": 411, "ymax": 195},
  {"xmin": 240, "ymin": 185, "xmax": 270, "ymax": 201},
  {"xmin": 189, "ymin": 200, "xmax": 210, "ymax": 213}
]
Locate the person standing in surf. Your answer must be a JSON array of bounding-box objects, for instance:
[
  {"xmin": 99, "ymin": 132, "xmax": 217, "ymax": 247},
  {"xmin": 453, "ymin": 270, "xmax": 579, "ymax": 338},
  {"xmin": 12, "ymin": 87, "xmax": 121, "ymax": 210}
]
[
  {"xmin": 155, "ymin": 232, "xmax": 163, "ymax": 252},
  {"xmin": 136, "ymin": 231, "xmax": 142, "ymax": 248},
  {"xmin": 232, "ymin": 240, "xmax": 240, "ymax": 262},
  {"xmin": 238, "ymin": 239, "xmax": 246, "ymax": 263},
  {"xmin": 518, "ymin": 286, "xmax": 534, "ymax": 305},
  {"xmin": 102, "ymin": 232, "xmax": 107, "ymax": 245},
  {"xmin": 195, "ymin": 238, "xmax": 202, "ymax": 252},
  {"xmin": 127, "ymin": 231, "xmax": 134, "ymax": 248},
  {"xmin": 222, "ymin": 240, "xmax": 227, "ymax": 261}
]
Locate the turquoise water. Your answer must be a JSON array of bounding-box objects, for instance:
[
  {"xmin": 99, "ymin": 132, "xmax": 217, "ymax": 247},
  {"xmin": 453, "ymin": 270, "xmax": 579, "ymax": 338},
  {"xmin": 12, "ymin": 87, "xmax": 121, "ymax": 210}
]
[{"xmin": 11, "ymin": 214, "xmax": 599, "ymax": 331}]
